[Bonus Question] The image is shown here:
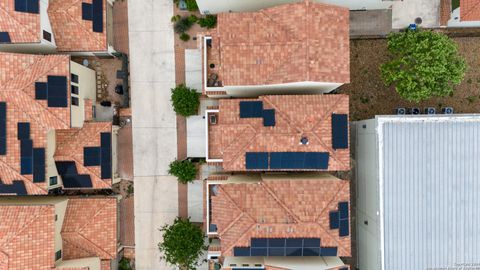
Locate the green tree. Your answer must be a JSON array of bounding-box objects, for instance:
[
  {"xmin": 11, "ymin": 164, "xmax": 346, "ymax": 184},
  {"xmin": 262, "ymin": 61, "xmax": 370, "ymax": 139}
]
[
  {"xmin": 173, "ymin": 16, "xmax": 195, "ymax": 34},
  {"xmin": 170, "ymin": 84, "xmax": 200, "ymax": 116},
  {"xmin": 381, "ymin": 29, "xmax": 466, "ymax": 102},
  {"xmin": 168, "ymin": 159, "xmax": 197, "ymax": 184},
  {"xmin": 158, "ymin": 217, "xmax": 208, "ymax": 270},
  {"xmin": 198, "ymin": 15, "xmax": 217, "ymax": 29}
]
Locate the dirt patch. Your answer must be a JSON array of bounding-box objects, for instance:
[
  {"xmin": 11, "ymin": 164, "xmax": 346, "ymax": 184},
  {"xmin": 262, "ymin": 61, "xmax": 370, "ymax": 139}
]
[{"xmin": 339, "ymin": 36, "xmax": 480, "ymax": 120}]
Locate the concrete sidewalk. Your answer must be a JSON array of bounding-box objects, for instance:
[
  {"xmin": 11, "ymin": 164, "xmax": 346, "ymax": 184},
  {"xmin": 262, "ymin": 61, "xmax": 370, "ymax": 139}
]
[{"xmin": 128, "ymin": 0, "xmax": 179, "ymax": 269}]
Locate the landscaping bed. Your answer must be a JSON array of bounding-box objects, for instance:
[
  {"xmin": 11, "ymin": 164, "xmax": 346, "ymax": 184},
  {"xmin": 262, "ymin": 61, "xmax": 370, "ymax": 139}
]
[{"xmin": 339, "ymin": 36, "xmax": 480, "ymax": 120}]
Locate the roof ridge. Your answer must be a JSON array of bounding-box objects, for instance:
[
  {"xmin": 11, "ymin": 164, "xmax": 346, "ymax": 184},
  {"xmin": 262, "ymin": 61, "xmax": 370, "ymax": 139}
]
[
  {"xmin": 63, "ymin": 232, "xmax": 113, "ymax": 259},
  {"xmin": 0, "ymin": 5, "xmax": 39, "ymax": 42},
  {"xmin": 260, "ymin": 182, "xmax": 301, "ymax": 223},
  {"xmin": 262, "ymin": 96, "xmax": 303, "ymax": 133},
  {"xmin": 221, "ymin": 125, "xmax": 257, "ymax": 164},
  {"xmin": 76, "ymin": 198, "xmax": 111, "ymax": 233},
  {"xmin": 462, "ymin": 0, "xmax": 480, "ymax": 20},
  {"xmin": 216, "ymin": 185, "xmax": 256, "ymax": 235}
]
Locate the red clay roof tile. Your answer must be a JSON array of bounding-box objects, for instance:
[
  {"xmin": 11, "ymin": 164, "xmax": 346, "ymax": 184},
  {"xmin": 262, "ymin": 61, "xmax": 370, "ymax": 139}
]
[
  {"xmin": 461, "ymin": 0, "xmax": 480, "ymax": 21},
  {"xmin": 0, "ymin": 0, "xmax": 40, "ymax": 43}
]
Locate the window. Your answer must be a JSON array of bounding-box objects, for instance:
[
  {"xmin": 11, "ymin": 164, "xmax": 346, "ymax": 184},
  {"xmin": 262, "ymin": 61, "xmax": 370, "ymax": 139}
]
[
  {"xmin": 71, "ymin": 73, "xmax": 79, "ymax": 83},
  {"xmin": 55, "ymin": 250, "xmax": 62, "ymax": 261},
  {"xmin": 49, "ymin": 176, "xmax": 57, "ymax": 186},
  {"xmin": 71, "ymin": 97, "xmax": 79, "ymax": 106},
  {"xmin": 42, "ymin": 30, "xmax": 51, "ymax": 42},
  {"xmin": 71, "ymin": 85, "xmax": 79, "ymax": 95}
]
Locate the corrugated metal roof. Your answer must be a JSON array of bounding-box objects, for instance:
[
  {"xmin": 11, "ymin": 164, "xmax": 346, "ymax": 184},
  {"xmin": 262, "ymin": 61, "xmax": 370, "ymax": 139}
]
[{"xmin": 378, "ymin": 116, "xmax": 480, "ymax": 270}]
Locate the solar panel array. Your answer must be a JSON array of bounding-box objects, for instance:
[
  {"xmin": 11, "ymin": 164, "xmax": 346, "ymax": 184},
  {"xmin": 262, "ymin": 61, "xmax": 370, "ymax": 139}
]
[
  {"xmin": 246, "ymin": 152, "xmax": 329, "ymax": 170},
  {"xmin": 233, "ymin": 238, "xmax": 338, "ymax": 257},
  {"xmin": 35, "ymin": 76, "xmax": 68, "ymax": 107},
  {"xmin": 329, "ymin": 201, "xmax": 350, "ymax": 237},
  {"xmin": 332, "ymin": 114, "xmax": 348, "ymax": 149},
  {"xmin": 83, "ymin": 132, "xmax": 112, "ymax": 179},
  {"xmin": 0, "ymin": 103, "xmax": 6, "ymax": 155},
  {"xmin": 17, "ymin": 122, "xmax": 46, "ymax": 182},
  {"xmin": 0, "ymin": 181, "xmax": 27, "ymax": 195},
  {"xmin": 14, "ymin": 0, "xmax": 39, "ymax": 13},
  {"xmin": 239, "ymin": 101, "xmax": 276, "ymax": 127},
  {"xmin": 55, "ymin": 161, "xmax": 93, "ymax": 188},
  {"xmin": 81, "ymin": 0, "xmax": 104, "ymax": 33},
  {"xmin": 0, "ymin": 32, "xmax": 11, "ymax": 43}
]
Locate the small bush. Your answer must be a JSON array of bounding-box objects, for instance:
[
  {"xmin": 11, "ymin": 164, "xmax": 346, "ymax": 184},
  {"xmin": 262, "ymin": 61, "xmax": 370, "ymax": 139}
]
[
  {"xmin": 168, "ymin": 160, "xmax": 197, "ymax": 184},
  {"xmin": 198, "ymin": 15, "xmax": 217, "ymax": 29},
  {"xmin": 170, "ymin": 84, "xmax": 200, "ymax": 116},
  {"xmin": 174, "ymin": 16, "xmax": 195, "ymax": 34},
  {"xmin": 173, "ymin": 0, "xmax": 198, "ymax": 11},
  {"xmin": 119, "ymin": 258, "xmax": 132, "ymax": 270},
  {"xmin": 171, "ymin": 15, "xmax": 181, "ymax": 22},
  {"xmin": 180, "ymin": 33, "xmax": 190, "ymax": 41}
]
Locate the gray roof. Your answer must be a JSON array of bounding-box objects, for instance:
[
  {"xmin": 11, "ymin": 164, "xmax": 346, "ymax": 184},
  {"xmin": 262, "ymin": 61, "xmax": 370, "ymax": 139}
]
[{"xmin": 378, "ymin": 116, "xmax": 480, "ymax": 270}]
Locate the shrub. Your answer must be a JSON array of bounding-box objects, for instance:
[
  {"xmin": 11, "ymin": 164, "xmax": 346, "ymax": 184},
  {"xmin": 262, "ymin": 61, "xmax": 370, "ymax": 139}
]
[
  {"xmin": 170, "ymin": 84, "xmax": 200, "ymax": 116},
  {"xmin": 173, "ymin": 0, "xmax": 198, "ymax": 11},
  {"xmin": 158, "ymin": 217, "xmax": 208, "ymax": 270},
  {"xmin": 180, "ymin": 33, "xmax": 190, "ymax": 42},
  {"xmin": 198, "ymin": 15, "xmax": 217, "ymax": 29},
  {"xmin": 174, "ymin": 16, "xmax": 195, "ymax": 34},
  {"xmin": 119, "ymin": 258, "xmax": 132, "ymax": 270},
  {"xmin": 168, "ymin": 160, "xmax": 197, "ymax": 184},
  {"xmin": 381, "ymin": 29, "xmax": 466, "ymax": 102}
]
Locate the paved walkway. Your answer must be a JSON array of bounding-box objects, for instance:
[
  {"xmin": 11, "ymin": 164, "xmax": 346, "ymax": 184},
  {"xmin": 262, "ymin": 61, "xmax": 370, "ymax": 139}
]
[
  {"xmin": 350, "ymin": 10, "xmax": 392, "ymax": 37},
  {"xmin": 392, "ymin": 0, "xmax": 440, "ymax": 29},
  {"xmin": 128, "ymin": 0, "xmax": 178, "ymax": 269}
]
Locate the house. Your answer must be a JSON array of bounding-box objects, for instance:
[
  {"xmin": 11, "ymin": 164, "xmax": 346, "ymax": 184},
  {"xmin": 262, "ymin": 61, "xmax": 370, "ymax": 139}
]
[
  {"xmin": 0, "ymin": 196, "xmax": 118, "ymax": 270},
  {"xmin": 206, "ymin": 95, "xmax": 350, "ymax": 171},
  {"xmin": 442, "ymin": 0, "xmax": 480, "ymax": 27},
  {"xmin": 201, "ymin": 1, "xmax": 349, "ymax": 97},
  {"xmin": 196, "ymin": 0, "xmax": 395, "ymax": 15},
  {"xmin": 205, "ymin": 173, "xmax": 351, "ymax": 270},
  {"xmin": 0, "ymin": 52, "xmax": 119, "ymax": 195},
  {"xmin": 355, "ymin": 115, "xmax": 480, "ymax": 270},
  {"xmin": 0, "ymin": 0, "xmax": 115, "ymax": 55}
]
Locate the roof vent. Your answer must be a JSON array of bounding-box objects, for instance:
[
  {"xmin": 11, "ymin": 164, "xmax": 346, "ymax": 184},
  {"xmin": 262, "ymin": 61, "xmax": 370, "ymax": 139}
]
[
  {"xmin": 211, "ymin": 185, "xmax": 218, "ymax": 195},
  {"xmin": 300, "ymin": 137, "xmax": 309, "ymax": 145}
]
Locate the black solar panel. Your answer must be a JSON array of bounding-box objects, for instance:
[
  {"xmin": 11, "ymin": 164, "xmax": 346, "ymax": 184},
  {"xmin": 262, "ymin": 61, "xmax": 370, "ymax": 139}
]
[
  {"xmin": 84, "ymin": 147, "xmax": 101, "ymax": 166},
  {"xmin": 262, "ymin": 109, "xmax": 275, "ymax": 126},
  {"xmin": 35, "ymin": 82, "xmax": 47, "ymax": 100},
  {"xmin": 269, "ymin": 238, "xmax": 286, "ymax": 247},
  {"xmin": 15, "ymin": 0, "xmax": 38, "ymax": 13},
  {"xmin": 302, "ymin": 247, "xmax": 320, "ymax": 256},
  {"xmin": 239, "ymin": 101, "xmax": 263, "ymax": 118},
  {"xmin": 269, "ymin": 152, "xmax": 329, "ymax": 170},
  {"xmin": 20, "ymin": 139, "xmax": 33, "ymax": 175},
  {"xmin": 304, "ymin": 152, "xmax": 329, "ymax": 169},
  {"xmin": 268, "ymin": 248, "xmax": 285, "ymax": 256},
  {"xmin": 62, "ymin": 174, "xmax": 93, "ymax": 188},
  {"xmin": 82, "ymin": 2, "xmax": 93, "ymax": 20},
  {"xmin": 0, "ymin": 180, "xmax": 27, "ymax": 195},
  {"xmin": 100, "ymin": 132, "xmax": 112, "ymax": 179},
  {"xmin": 286, "ymin": 247, "xmax": 302, "ymax": 256},
  {"xmin": 329, "ymin": 211, "xmax": 339, "ymax": 229},
  {"xmin": 320, "ymin": 247, "xmax": 337, "ymax": 256},
  {"xmin": 245, "ymin": 152, "xmax": 268, "ymax": 170},
  {"xmin": 339, "ymin": 219, "xmax": 349, "ymax": 237},
  {"xmin": 250, "ymin": 248, "xmax": 267, "ymax": 256},
  {"xmin": 251, "ymin": 238, "xmax": 268, "ymax": 248},
  {"xmin": 47, "ymin": 76, "xmax": 68, "ymax": 107},
  {"xmin": 339, "ymin": 202, "xmax": 349, "ymax": 219},
  {"xmin": 303, "ymin": 238, "xmax": 320, "ymax": 248},
  {"xmin": 235, "ymin": 238, "xmax": 336, "ymax": 258},
  {"xmin": 233, "ymin": 247, "xmax": 250, "ymax": 256},
  {"xmin": 332, "ymin": 114, "xmax": 348, "ymax": 149},
  {"xmin": 92, "ymin": 0, "xmax": 104, "ymax": 33},
  {"xmin": 0, "ymin": 103, "xmax": 6, "ymax": 155},
  {"xmin": 17, "ymin": 123, "xmax": 30, "ymax": 140},
  {"xmin": 20, "ymin": 139, "xmax": 33, "ymax": 157},
  {"xmin": 0, "ymin": 32, "xmax": 11, "ymax": 43},
  {"xmin": 33, "ymin": 148, "xmax": 45, "ymax": 183},
  {"xmin": 286, "ymin": 238, "xmax": 303, "ymax": 247},
  {"xmin": 55, "ymin": 161, "xmax": 78, "ymax": 175}
]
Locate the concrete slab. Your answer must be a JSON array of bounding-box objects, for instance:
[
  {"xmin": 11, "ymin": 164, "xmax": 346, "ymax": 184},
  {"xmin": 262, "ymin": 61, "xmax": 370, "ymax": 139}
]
[
  {"xmin": 350, "ymin": 9, "xmax": 392, "ymax": 37},
  {"xmin": 185, "ymin": 49, "xmax": 203, "ymax": 92},
  {"xmin": 187, "ymin": 180, "xmax": 204, "ymax": 223},
  {"xmin": 186, "ymin": 116, "xmax": 206, "ymax": 158},
  {"xmin": 392, "ymin": 0, "xmax": 440, "ymax": 29}
]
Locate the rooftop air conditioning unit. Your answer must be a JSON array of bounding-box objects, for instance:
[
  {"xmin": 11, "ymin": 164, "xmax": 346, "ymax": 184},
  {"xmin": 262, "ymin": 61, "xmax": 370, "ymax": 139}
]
[
  {"xmin": 209, "ymin": 115, "xmax": 217, "ymax": 125},
  {"xmin": 395, "ymin": 108, "xmax": 406, "ymax": 115},
  {"xmin": 410, "ymin": 107, "xmax": 420, "ymax": 115},
  {"xmin": 442, "ymin": 107, "xmax": 454, "ymax": 114},
  {"xmin": 425, "ymin": 107, "xmax": 436, "ymax": 114}
]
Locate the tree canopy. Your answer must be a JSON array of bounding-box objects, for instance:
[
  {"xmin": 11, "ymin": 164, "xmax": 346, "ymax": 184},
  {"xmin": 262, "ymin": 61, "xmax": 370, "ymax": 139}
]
[
  {"xmin": 170, "ymin": 84, "xmax": 200, "ymax": 116},
  {"xmin": 381, "ymin": 29, "xmax": 466, "ymax": 102},
  {"xmin": 168, "ymin": 159, "xmax": 197, "ymax": 184},
  {"xmin": 158, "ymin": 217, "xmax": 208, "ymax": 270}
]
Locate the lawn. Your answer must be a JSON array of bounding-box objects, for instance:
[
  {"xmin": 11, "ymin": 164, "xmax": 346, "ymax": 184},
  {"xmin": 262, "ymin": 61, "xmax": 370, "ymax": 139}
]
[{"xmin": 338, "ymin": 37, "xmax": 480, "ymax": 121}]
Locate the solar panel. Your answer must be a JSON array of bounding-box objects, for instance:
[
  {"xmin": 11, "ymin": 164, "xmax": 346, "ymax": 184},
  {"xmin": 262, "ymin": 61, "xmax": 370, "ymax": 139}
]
[
  {"xmin": 286, "ymin": 238, "xmax": 303, "ymax": 247},
  {"xmin": 286, "ymin": 247, "xmax": 302, "ymax": 256},
  {"xmin": 339, "ymin": 202, "xmax": 349, "ymax": 219},
  {"xmin": 33, "ymin": 148, "xmax": 45, "ymax": 183},
  {"xmin": 332, "ymin": 114, "xmax": 348, "ymax": 149},
  {"xmin": 82, "ymin": 3, "xmax": 93, "ymax": 20},
  {"xmin": 269, "ymin": 238, "xmax": 286, "ymax": 248},
  {"xmin": 92, "ymin": 0, "xmax": 104, "ymax": 33},
  {"xmin": 268, "ymin": 248, "xmax": 285, "ymax": 256},
  {"xmin": 14, "ymin": 0, "xmax": 27, "ymax": 12},
  {"xmin": 339, "ymin": 219, "xmax": 349, "ymax": 237},
  {"xmin": 0, "ymin": 181, "xmax": 27, "ymax": 195},
  {"xmin": 14, "ymin": 0, "xmax": 38, "ymax": 13},
  {"xmin": 17, "ymin": 123, "xmax": 30, "ymax": 140},
  {"xmin": 20, "ymin": 157, "xmax": 33, "ymax": 174},
  {"xmin": 302, "ymin": 247, "xmax": 320, "ymax": 256},
  {"xmin": 251, "ymin": 238, "xmax": 268, "ymax": 248},
  {"xmin": 250, "ymin": 248, "xmax": 267, "ymax": 256},
  {"xmin": 20, "ymin": 139, "xmax": 33, "ymax": 157},
  {"xmin": 100, "ymin": 132, "xmax": 112, "ymax": 179},
  {"xmin": 262, "ymin": 109, "xmax": 275, "ymax": 126},
  {"xmin": 304, "ymin": 152, "xmax": 329, "ymax": 169},
  {"xmin": 320, "ymin": 247, "xmax": 337, "ymax": 256},
  {"xmin": 245, "ymin": 152, "xmax": 268, "ymax": 170},
  {"xmin": 62, "ymin": 174, "xmax": 93, "ymax": 188},
  {"xmin": 84, "ymin": 147, "xmax": 101, "ymax": 166},
  {"xmin": 239, "ymin": 101, "xmax": 263, "ymax": 118},
  {"xmin": 0, "ymin": 103, "xmax": 6, "ymax": 155},
  {"xmin": 0, "ymin": 32, "xmax": 11, "ymax": 43},
  {"xmin": 233, "ymin": 247, "xmax": 250, "ymax": 256},
  {"xmin": 329, "ymin": 211, "xmax": 339, "ymax": 229},
  {"xmin": 55, "ymin": 161, "xmax": 78, "ymax": 175},
  {"xmin": 47, "ymin": 76, "xmax": 68, "ymax": 107},
  {"xmin": 35, "ymin": 82, "xmax": 47, "ymax": 100},
  {"xmin": 269, "ymin": 152, "xmax": 328, "ymax": 170},
  {"xmin": 303, "ymin": 238, "xmax": 320, "ymax": 248}
]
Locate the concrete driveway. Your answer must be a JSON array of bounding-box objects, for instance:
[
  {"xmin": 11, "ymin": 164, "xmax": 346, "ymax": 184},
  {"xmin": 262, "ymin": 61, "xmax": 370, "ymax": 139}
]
[
  {"xmin": 392, "ymin": 0, "xmax": 440, "ymax": 29},
  {"xmin": 128, "ymin": 0, "xmax": 179, "ymax": 269}
]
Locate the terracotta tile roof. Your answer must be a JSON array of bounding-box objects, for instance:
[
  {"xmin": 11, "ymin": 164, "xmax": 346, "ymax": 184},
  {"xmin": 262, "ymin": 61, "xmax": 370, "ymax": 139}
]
[
  {"xmin": 0, "ymin": 205, "xmax": 55, "ymax": 270},
  {"xmin": 0, "ymin": 53, "xmax": 71, "ymax": 195},
  {"xmin": 210, "ymin": 175, "xmax": 351, "ymax": 257},
  {"xmin": 0, "ymin": 0, "xmax": 40, "ymax": 43},
  {"xmin": 48, "ymin": 0, "xmax": 108, "ymax": 52},
  {"xmin": 55, "ymin": 121, "xmax": 113, "ymax": 189},
  {"xmin": 210, "ymin": 1, "xmax": 349, "ymax": 86},
  {"xmin": 461, "ymin": 0, "xmax": 480, "ymax": 21},
  {"xmin": 208, "ymin": 95, "xmax": 350, "ymax": 171},
  {"xmin": 61, "ymin": 197, "xmax": 118, "ymax": 263}
]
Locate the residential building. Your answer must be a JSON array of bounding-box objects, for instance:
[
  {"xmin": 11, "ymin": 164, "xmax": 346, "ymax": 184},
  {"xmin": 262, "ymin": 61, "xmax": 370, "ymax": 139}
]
[
  {"xmin": 196, "ymin": 0, "xmax": 395, "ymax": 15},
  {"xmin": 201, "ymin": 1, "xmax": 349, "ymax": 97},
  {"xmin": 205, "ymin": 173, "xmax": 351, "ymax": 270},
  {"xmin": 206, "ymin": 95, "xmax": 350, "ymax": 171},
  {"xmin": 0, "ymin": 196, "xmax": 118, "ymax": 270},
  {"xmin": 0, "ymin": 52, "xmax": 119, "ymax": 195},
  {"xmin": 355, "ymin": 115, "xmax": 480, "ymax": 270},
  {"xmin": 0, "ymin": 0, "xmax": 115, "ymax": 55},
  {"xmin": 442, "ymin": 0, "xmax": 480, "ymax": 27}
]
